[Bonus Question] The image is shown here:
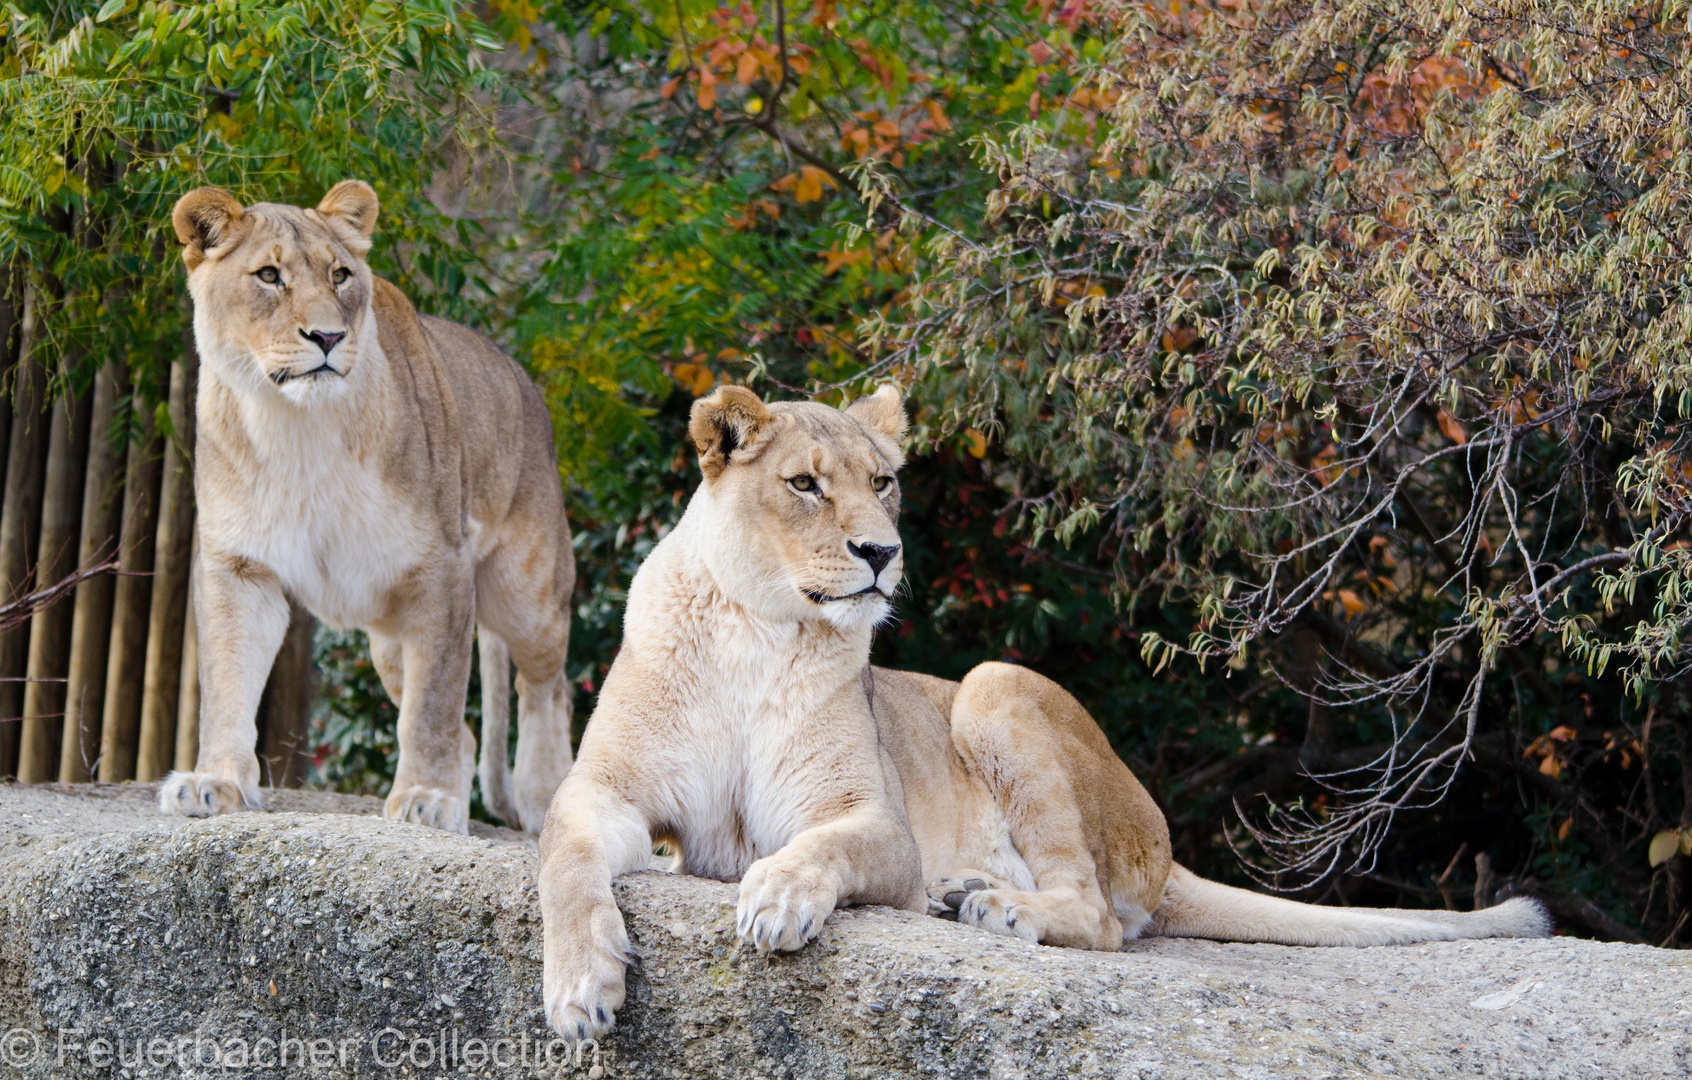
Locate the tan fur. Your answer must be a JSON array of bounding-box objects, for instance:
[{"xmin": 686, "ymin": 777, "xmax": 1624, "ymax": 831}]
[
  {"xmin": 158, "ymin": 182, "xmax": 575, "ymax": 834},
  {"xmin": 536, "ymin": 384, "xmax": 1551, "ymax": 1040}
]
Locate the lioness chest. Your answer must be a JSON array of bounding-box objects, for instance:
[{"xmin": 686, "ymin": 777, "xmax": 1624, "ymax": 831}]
[
  {"xmin": 199, "ymin": 429, "xmax": 442, "ymax": 631},
  {"xmin": 645, "ymin": 617, "xmax": 871, "ymax": 882}
]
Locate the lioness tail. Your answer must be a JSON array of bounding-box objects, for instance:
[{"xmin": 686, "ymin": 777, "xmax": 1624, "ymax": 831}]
[{"xmin": 1145, "ymin": 863, "xmax": 1551, "ymax": 945}]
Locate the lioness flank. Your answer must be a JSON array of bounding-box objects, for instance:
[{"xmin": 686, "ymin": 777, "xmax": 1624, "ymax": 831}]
[
  {"xmin": 537, "ymin": 384, "xmax": 1549, "ymax": 1040},
  {"xmin": 159, "ymin": 181, "xmax": 575, "ymax": 834}
]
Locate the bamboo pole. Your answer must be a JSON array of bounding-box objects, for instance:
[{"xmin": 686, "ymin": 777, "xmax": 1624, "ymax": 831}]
[
  {"xmin": 17, "ymin": 376, "xmax": 92, "ymax": 782},
  {"xmin": 59, "ymin": 362, "xmax": 128, "ymax": 781},
  {"xmin": 0, "ymin": 285, "xmax": 49, "ymax": 779},
  {"xmin": 134, "ymin": 347, "xmax": 196, "ymax": 782},
  {"xmin": 0, "ymin": 272, "xmax": 20, "ymax": 523},
  {"xmin": 258, "ymin": 600, "xmax": 315, "ymax": 789},
  {"xmin": 96, "ymin": 390, "xmax": 162, "ymax": 782},
  {"xmin": 172, "ymin": 536, "xmax": 200, "ymax": 773}
]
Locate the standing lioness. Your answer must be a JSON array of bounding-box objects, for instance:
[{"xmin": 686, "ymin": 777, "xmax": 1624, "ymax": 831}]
[
  {"xmin": 158, "ymin": 181, "xmax": 574, "ymax": 834},
  {"xmin": 538, "ymin": 384, "xmax": 1548, "ymax": 1039}
]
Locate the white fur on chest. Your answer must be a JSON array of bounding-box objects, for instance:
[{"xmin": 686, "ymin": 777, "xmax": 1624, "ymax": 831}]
[
  {"xmin": 213, "ymin": 451, "xmax": 432, "ymax": 630},
  {"xmin": 642, "ymin": 588, "xmax": 863, "ymax": 880},
  {"xmin": 197, "ymin": 339, "xmax": 440, "ymax": 631}
]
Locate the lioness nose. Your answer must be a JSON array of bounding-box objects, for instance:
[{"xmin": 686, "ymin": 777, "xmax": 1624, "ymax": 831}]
[
  {"xmin": 302, "ymin": 328, "xmax": 346, "ymax": 356},
  {"xmin": 847, "ymin": 540, "xmax": 900, "ymax": 577}
]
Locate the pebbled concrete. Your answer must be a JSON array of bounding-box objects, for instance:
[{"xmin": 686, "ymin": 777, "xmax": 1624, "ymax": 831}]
[{"xmin": 0, "ymin": 782, "xmax": 1686, "ymax": 1078}]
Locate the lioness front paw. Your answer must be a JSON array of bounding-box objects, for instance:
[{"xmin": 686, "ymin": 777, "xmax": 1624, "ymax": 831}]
[
  {"xmin": 544, "ymin": 902, "xmax": 636, "ymax": 1041},
  {"xmin": 735, "ymin": 857, "xmax": 838, "ymax": 953},
  {"xmin": 384, "ymin": 785, "xmax": 467, "ymax": 834},
  {"xmin": 158, "ymin": 771, "xmax": 260, "ymax": 818}
]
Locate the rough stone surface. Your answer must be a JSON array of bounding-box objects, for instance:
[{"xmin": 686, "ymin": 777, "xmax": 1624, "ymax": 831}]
[{"xmin": 0, "ymin": 783, "xmax": 1687, "ymax": 1079}]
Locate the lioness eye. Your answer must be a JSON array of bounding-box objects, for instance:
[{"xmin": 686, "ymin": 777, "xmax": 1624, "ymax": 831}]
[
  {"xmin": 788, "ymin": 475, "xmax": 818, "ymax": 493},
  {"xmin": 255, "ymin": 266, "xmax": 281, "ymax": 285},
  {"xmin": 873, "ymin": 476, "xmax": 894, "ymax": 493},
  {"xmin": 332, "ymin": 267, "xmax": 351, "ymax": 285}
]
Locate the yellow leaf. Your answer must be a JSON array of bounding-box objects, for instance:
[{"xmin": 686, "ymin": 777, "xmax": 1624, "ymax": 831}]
[
  {"xmin": 1338, "ymin": 589, "xmax": 1365, "ymax": 618},
  {"xmin": 673, "ymin": 363, "xmax": 716, "ymax": 397},
  {"xmin": 963, "ymin": 428, "xmax": 988, "ymax": 459},
  {"xmin": 1649, "ymin": 829, "xmax": 1682, "ymax": 867}
]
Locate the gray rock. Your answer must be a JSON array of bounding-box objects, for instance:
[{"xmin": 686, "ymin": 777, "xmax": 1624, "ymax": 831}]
[{"xmin": 1, "ymin": 782, "xmax": 1686, "ymax": 1078}]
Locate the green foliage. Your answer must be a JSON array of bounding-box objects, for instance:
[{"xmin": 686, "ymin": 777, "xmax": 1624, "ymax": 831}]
[
  {"xmin": 1, "ymin": 0, "xmax": 504, "ymax": 402},
  {"xmin": 307, "ymin": 629, "xmax": 399, "ymax": 798}
]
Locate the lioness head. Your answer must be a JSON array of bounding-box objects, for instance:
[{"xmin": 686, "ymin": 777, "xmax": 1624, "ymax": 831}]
[
  {"xmin": 688, "ymin": 384, "xmax": 908, "ymax": 630},
  {"xmin": 173, "ymin": 181, "xmax": 380, "ymax": 404}
]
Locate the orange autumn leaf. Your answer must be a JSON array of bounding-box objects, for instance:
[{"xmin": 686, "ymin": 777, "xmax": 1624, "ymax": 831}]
[
  {"xmin": 736, "ymin": 51, "xmax": 759, "ymax": 85},
  {"xmin": 1437, "ymin": 408, "xmax": 1468, "ymax": 445},
  {"xmin": 820, "ymin": 246, "xmax": 869, "ymax": 275},
  {"xmin": 659, "ymin": 76, "xmax": 680, "ymax": 98},
  {"xmin": 794, "ymin": 165, "xmax": 837, "ymax": 203},
  {"xmin": 922, "ymin": 99, "xmax": 952, "ymax": 133},
  {"xmin": 673, "ymin": 363, "xmax": 716, "ymax": 396},
  {"xmin": 1337, "ymin": 589, "xmax": 1365, "ymax": 618},
  {"xmin": 697, "ymin": 66, "xmax": 717, "ymax": 109}
]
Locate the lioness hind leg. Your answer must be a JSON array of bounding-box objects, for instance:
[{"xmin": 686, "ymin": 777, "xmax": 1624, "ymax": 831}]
[
  {"xmin": 946, "ymin": 661, "xmax": 1171, "ymax": 950},
  {"xmin": 927, "ymin": 870, "xmax": 1012, "ymax": 918},
  {"xmin": 368, "ymin": 630, "xmax": 405, "ymax": 707},
  {"xmin": 511, "ymin": 670, "xmax": 572, "ymax": 833},
  {"xmin": 477, "ymin": 516, "xmax": 574, "ymax": 835}
]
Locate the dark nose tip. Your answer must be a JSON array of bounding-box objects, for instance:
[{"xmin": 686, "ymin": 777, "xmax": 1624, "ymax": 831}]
[
  {"xmin": 847, "ymin": 540, "xmax": 900, "ymax": 577},
  {"xmin": 302, "ymin": 329, "xmax": 346, "ymax": 356}
]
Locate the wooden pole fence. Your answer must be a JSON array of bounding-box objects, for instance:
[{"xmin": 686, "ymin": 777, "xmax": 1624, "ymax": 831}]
[{"xmin": 1, "ymin": 307, "xmax": 314, "ymax": 789}]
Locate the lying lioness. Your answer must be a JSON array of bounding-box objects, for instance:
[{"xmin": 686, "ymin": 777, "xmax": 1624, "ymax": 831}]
[
  {"xmin": 159, "ymin": 181, "xmax": 575, "ymax": 834},
  {"xmin": 537, "ymin": 384, "xmax": 1548, "ymax": 1038}
]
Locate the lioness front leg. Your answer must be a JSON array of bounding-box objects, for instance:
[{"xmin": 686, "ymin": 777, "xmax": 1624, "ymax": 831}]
[
  {"xmin": 539, "ymin": 767, "xmax": 650, "ymax": 1041},
  {"xmin": 383, "ymin": 573, "xmax": 477, "ymax": 832},
  {"xmin": 736, "ymin": 807, "xmax": 926, "ymax": 953},
  {"xmin": 159, "ymin": 554, "xmax": 288, "ymax": 817}
]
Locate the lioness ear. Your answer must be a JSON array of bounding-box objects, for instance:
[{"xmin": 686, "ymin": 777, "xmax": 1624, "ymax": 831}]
[
  {"xmin": 316, "ymin": 180, "xmax": 379, "ymax": 251},
  {"xmin": 845, "ymin": 384, "xmax": 908, "ymax": 445},
  {"xmin": 690, "ymin": 385, "xmax": 771, "ymax": 480},
  {"xmin": 172, "ymin": 187, "xmax": 245, "ymax": 272}
]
